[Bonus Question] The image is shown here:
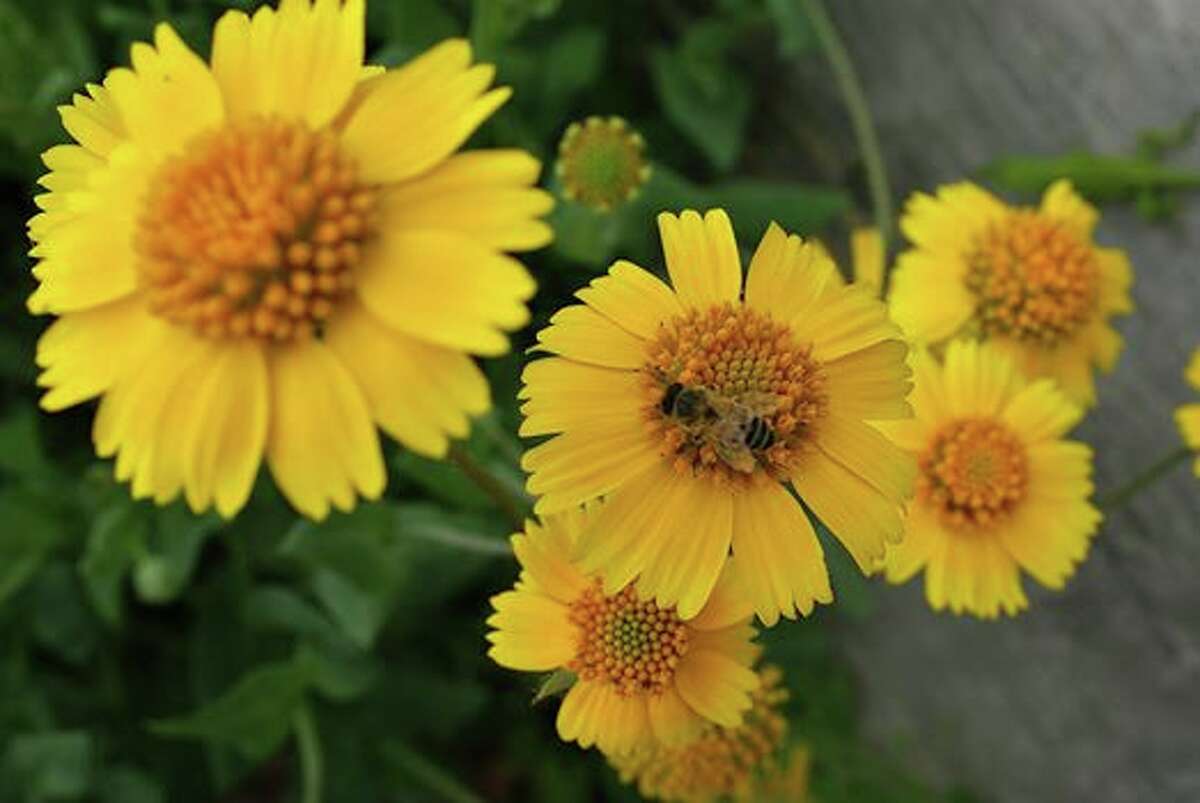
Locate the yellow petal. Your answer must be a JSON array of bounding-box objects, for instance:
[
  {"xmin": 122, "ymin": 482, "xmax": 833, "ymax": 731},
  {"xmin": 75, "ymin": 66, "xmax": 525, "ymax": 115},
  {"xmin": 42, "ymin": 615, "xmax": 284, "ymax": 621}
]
[
  {"xmin": 1187, "ymin": 350, "xmax": 1200, "ymax": 390},
  {"xmin": 556, "ymin": 681, "xmax": 606, "ymax": 749},
  {"xmin": 575, "ymin": 260, "xmax": 682, "ymax": 339},
  {"xmin": 211, "ymin": 0, "xmax": 365, "ymax": 128},
  {"xmin": 657, "ymin": 210, "xmax": 741, "ymax": 308},
  {"xmin": 792, "ymin": 283, "xmax": 904, "ymax": 363},
  {"xmin": 1002, "ymin": 378, "xmax": 1083, "ymax": 444},
  {"xmin": 486, "ymin": 589, "xmax": 575, "ymax": 671},
  {"xmin": 888, "ymin": 250, "xmax": 974, "ymax": 343},
  {"xmin": 325, "ymin": 300, "xmax": 489, "ymax": 458},
  {"xmin": 36, "ymin": 296, "xmax": 159, "ymax": 412},
  {"xmin": 850, "ymin": 225, "xmax": 885, "ymax": 295},
  {"xmin": 730, "ymin": 482, "xmax": 832, "ymax": 625},
  {"xmin": 375, "ymin": 149, "xmax": 553, "ymax": 252},
  {"xmin": 523, "ymin": 425, "xmax": 660, "ymax": 515},
  {"xmin": 1096, "ymin": 247, "xmax": 1134, "ymax": 316},
  {"xmin": 1039, "ymin": 179, "xmax": 1097, "ymax": 238},
  {"xmin": 646, "ymin": 687, "xmax": 705, "ymax": 746},
  {"xmin": 687, "ymin": 560, "xmax": 754, "ymax": 631},
  {"xmin": 357, "ymin": 230, "xmax": 534, "ymax": 356},
  {"xmin": 791, "ymin": 452, "xmax": 904, "ymax": 572},
  {"xmin": 265, "ymin": 340, "xmax": 385, "ymax": 520},
  {"xmin": 883, "ymin": 504, "xmax": 942, "ymax": 584},
  {"xmin": 340, "ymin": 39, "xmax": 510, "ymax": 184},
  {"xmin": 103, "ymin": 24, "xmax": 224, "ymax": 160},
  {"xmin": 519, "ymin": 358, "xmax": 644, "ymax": 437},
  {"xmin": 744, "ymin": 224, "xmax": 840, "ymax": 321},
  {"xmin": 822, "ymin": 339, "xmax": 913, "ymax": 421},
  {"xmin": 186, "ymin": 341, "xmax": 269, "ymax": 518},
  {"xmin": 510, "ymin": 530, "xmax": 589, "ymax": 605},
  {"xmin": 925, "ymin": 531, "xmax": 1027, "ymax": 618},
  {"xmin": 673, "ymin": 649, "xmax": 758, "ymax": 728},
  {"xmin": 58, "ymin": 82, "xmax": 127, "ymax": 158},
  {"xmin": 1178, "ymin": 404, "xmax": 1200, "ymax": 451},
  {"xmin": 815, "ymin": 414, "xmax": 916, "ymax": 505},
  {"xmin": 940, "ymin": 339, "xmax": 1024, "ymax": 418},
  {"xmin": 534, "ymin": 306, "xmax": 648, "ymax": 369},
  {"xmin": 899, "ymin": 182, "xmax": 1006, "ymax": 258}
]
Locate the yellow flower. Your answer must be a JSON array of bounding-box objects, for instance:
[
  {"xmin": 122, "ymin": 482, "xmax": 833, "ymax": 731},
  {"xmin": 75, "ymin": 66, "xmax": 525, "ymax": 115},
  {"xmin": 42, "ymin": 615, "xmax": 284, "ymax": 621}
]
[
  {"xmin": 28, "ymin": 1, "xmax": 552, "ymax": 520},
  {"xmin": 520, "ymin": 209, "xmax": 915, "ymax": 623},
  {"xmin": 607, "ymin": 665, "xmax": 791, "ymax": 803},
  {"xmin": 486, "ymin": 505, "xmax": 761, "ymax": 755},
  {"xmin": 1177, "ymin": 349, "xmax": 1200, "ymax": 476},
  {"xmin": 889, "ymin": 180, "xmax": 1132, "ymax": 406},
  {"xmin": 877, "ymin": 340, "xmax": 1102, "ymax": 618}
]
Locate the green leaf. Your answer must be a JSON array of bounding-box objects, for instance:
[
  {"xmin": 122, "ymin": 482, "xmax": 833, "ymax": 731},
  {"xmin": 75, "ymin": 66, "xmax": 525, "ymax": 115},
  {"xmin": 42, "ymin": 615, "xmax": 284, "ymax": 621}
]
[
  {"xmin": 0, "ymin": 409, "xmax": 53, "ymax": 480},
  {"xmin": 765, "ymin": 0, "xmax": 816, "ymax": 57},
  {"xmin": 30, "ymin": 562, "xmax": 98, "ymax": 665},
  {"xmin": 381, "ymin": 741, "xmax": 485, "ymax": 803},
  {"xmin": 367, "ymin": 0, "xmax": 461, "ymax": 66},
  {"xmin": 1, "ymin": 731, "xmax": 93, "ymax": 801},
  {"xmin": 79, "ymin": 502, "xmax": 152, "ymax": 626},
  {"xmin": 533, "ymin": 669, "xmax": 576, "ymax": 704},
  {"xmin": 539, "ymin": 27, "xmax": 605, "ymax": 115},
  {"xmin": 650, "ymin": 23, "xmax": 752, "ymax": 172},
  {"xmin": 98, "ymin": 767, "xmax": 165, "ymax": 803},
  {"xmin": 132, "ymin": 505, "xmax": 221, "ymax": 605},
  {"xmin": 296, "ymin": 641, "xmax": 381, "ymax": 703},
  {"xmin": 709, "ymin": 178, "xmax": 852, "ymax": 240},
  {"xmin": 148, "ymin": 659, "xmax": 314, "ymax": 762},
  {"xmin": 0, "ymin": 491, "xmax": 65, "ymax": 605},
  {"xmin": 977, "ymin": 152, "xmax": 1200, "ymax": 201}
]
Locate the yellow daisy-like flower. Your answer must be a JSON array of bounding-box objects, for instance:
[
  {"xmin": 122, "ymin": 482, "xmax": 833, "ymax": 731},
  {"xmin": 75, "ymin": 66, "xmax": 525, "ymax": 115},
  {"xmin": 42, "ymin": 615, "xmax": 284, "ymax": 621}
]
[
  {"xmin": 520, "ymin": 210, "xmax": 915, "ymax": 623},
  {"xmin": 606, "ymin": 665, "xmax": 790, "ymax": 803},
  {"xmin": 889, "ymin": 180, "xmax": 1133, "ymax": 406},
  {"xmin": 1177, "ymin": 349, "xmax": 1200, "ymax": 476},
  {"xmin": 486, "ymin": 505, "xmax": 761, "ymax": 756},
  {"xmin": 877, "ymin": 339, "xmax": 1102, "ymax": 618},
  {"xmin": 28, "ymin": 1, "xmax": 552, "ymax": 520}
]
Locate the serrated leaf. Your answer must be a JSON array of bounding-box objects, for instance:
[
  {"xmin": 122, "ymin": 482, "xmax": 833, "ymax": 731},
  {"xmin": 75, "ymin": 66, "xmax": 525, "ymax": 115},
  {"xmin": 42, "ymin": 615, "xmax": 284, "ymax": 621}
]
[{"xmin": 148, "ymin": 659, "xmax": 314, "ymax": 762}]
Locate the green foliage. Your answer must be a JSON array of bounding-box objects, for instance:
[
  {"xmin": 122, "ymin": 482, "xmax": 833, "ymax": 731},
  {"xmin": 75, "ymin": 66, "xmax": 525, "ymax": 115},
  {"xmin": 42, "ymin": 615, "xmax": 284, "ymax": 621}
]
[{"xmin": 0, "ymin": 0, "xmax": 965, "ymax": 801}]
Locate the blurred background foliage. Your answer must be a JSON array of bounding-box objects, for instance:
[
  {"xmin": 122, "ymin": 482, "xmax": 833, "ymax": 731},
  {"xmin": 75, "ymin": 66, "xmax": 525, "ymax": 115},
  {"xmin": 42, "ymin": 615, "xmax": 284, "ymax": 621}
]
[{"xmin": 0, "ymin": 0, "xmax": 979, "ymax": 800}]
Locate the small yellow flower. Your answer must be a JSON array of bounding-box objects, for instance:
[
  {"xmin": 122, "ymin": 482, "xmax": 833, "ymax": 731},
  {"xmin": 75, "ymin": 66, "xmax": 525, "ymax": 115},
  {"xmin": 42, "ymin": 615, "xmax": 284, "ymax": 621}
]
[
  {"xmin": 889, "ymin": 180, "xmax": 1132, "ymax": 406},
  {"xmin": 555, "ymin": 116, "xmax": 651, "ymax": 211},
  {"xmin": 29, "ymin": 1, "xmax": 552, "ymax": 520},
  {"xmin": 486, "ymin": 506, "xmax": 761, "ymax": 756},
  {"xmin": 521, "ymin": 210, "xmax": 914, "ymax": 623},
  {"xmin": 606, "ymin": 665, "xmax": 791, "ymax": 803},
  {"xmin": 1176, "ymin": 349, "xmax": 1200, "ymax": 476},
  {"xmin": 877, "ymin": 340, "xmax": 1102, "ymax": 618}
]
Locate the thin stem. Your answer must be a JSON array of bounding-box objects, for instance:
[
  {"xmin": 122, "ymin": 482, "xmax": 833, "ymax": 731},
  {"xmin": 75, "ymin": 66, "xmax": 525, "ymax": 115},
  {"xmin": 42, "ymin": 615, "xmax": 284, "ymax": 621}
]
[
  {"xmin": 293, "ymin": 704, "xmax": 322, "ymax": 803},
  {"xmin": 1098, "ymin": 447, "xmax": 1191, "ymax": 511},
  {"xmin": 383, "ymin": 741, "xmax": 485, "ymax": 803},
  {"xmin": 448, "ymin": 443, "xmax": 527, "ymax": 531},
  {"xmin": 800, "ymin": 0, "xmax": 894, "ymax": 251}
]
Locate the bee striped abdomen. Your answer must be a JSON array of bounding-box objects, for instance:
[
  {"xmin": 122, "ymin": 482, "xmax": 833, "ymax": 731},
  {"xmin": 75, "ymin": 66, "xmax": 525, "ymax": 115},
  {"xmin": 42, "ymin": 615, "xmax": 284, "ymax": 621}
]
[{"xmin": 743, "ymin": 417, "xmax": 775, "ymax": 451}]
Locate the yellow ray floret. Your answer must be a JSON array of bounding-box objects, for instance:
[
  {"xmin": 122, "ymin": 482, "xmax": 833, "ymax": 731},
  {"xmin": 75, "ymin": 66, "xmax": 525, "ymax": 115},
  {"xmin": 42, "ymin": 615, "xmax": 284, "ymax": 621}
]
[
  {"xmin": 486, "ymin": 506, "xmax": 761, "ymax": 755},
  {"xmin": 520, "ymin": 209, "xmax": 915, "ymax": 623},
  {"xmin": 876, "ymin": 339, "xmax": 1103, "ymax": 618},
  {"xmin": 28, "ymin": 0, "xmax": 554, "ymax": 520},
  {"xmin": 888, "ymin": 180, "xmax": 1132, "ymax": 407},
  {"xmin": 1176, "ymin": 348, "xmax": 1200, "ymax": 477}
]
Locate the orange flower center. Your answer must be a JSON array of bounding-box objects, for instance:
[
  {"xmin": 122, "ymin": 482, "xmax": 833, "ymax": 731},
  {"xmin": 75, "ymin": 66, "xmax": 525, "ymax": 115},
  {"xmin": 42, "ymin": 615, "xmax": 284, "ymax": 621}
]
[
  {"xmin": 608, "ymin": 666, "xmax": 790, "ymax": 800},
  {"xmin": 135, "ymin": 119, "xmax": 378, "ymax": 341},
  {"xmin": 919, "ymin": 418, "xmax": 1029, "ymax": 530},
  {"xmin": 965, "ymin": 210, "xmax": 1099, "ymax": 346},
  {"xmin": 643, "ymin": 303, "xmax": 827, "ymax": 484},
  {"xmin": 568, "ymin": 582, "xmax": 689, "ymax": 698}
]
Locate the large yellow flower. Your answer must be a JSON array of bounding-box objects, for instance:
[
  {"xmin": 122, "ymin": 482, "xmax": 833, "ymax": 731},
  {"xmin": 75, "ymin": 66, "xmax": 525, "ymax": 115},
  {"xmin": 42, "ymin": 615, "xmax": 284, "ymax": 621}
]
[
  {"xmin": 889, "ymin": 180, "xmax": 1132, "ymax": 406},
  {"xmin": 606, "ymin": 665, "xmax": 792, "ymax": 803},
  {"xmin": 1177, "ymin": 349, "xmax": 1200, "ymax": 476},
  {"xmin": 486, "ymin": 505, "xmax": 760, "ymax": 756},
  {"xmin": 520, "ymin": 210, "xmax": 914, "ymax": 623},
  {"xmin": 878, "ymin": 340, "xmax": 1102, "ymax": 618},
  {"xmin": 28, "ymin": 0, "xmax": 551, "ymax": 520}
]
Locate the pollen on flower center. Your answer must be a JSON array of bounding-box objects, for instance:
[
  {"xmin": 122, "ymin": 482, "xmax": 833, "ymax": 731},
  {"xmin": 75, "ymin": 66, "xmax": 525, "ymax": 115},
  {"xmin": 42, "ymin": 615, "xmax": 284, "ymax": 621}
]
[
  {"xmin": 919, "ymin": 418, "xmax": 1029, "ymax": 530},
  {"xmin": 644, "ymin": 303, "xmax": 827, "ymax": 483},
  {"xmin": 135, "ymin": 119, "xmax": 377, "ymax": 341},
  {"xmin": 568, "ymin": 581, "xmax": 689, "ymax": 697},
  {"xmin": 965, "ymin": 210, "xmax": 1099, "ymax": 345}
]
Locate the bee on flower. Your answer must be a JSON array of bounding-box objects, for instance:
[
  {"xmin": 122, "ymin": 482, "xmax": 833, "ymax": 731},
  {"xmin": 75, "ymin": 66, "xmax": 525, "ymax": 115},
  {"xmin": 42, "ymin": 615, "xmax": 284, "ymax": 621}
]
[
  {"xmin": 29, "ymin": 0, "xmax": 553, "ymax": 520},
  {"xmin": 889, "ymin": 180, "xmax": 1133, "ymax": 406},
  {"xmin": 520, "ymin": 209, "xmax": 915, "ymax": 624}
]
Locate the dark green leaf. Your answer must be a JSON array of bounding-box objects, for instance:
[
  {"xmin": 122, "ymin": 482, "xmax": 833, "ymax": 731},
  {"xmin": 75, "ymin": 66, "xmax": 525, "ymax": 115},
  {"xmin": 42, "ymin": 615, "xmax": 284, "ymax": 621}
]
[
  {"xmin": 30, "ymin": 562, "xmax": 98, "ymax": 665},
  {"xmin": 79, "ymin": 502, "xmax": 152, "ymax": 626},
  {"xmin": 539, "ymin": 27, "xmax": 605, "ymax": 114},
  {"xmin": 532, "ymin": 669, "xmax": 576, "ymax": 704},
  {"xmin": 1, "ymin": 731, "xmax": 93, "ymax": 801},
  {"xmin": 765, "ymin": 0, "xmax": 816, "ymax": 57},
  {"xmin": 98, "ymin": 767, "xmax": 165, "ymax": 803},
  {"xmin": 977, "ymin": 152, "xmax": 1200, "ymax": 201},
  {"xmin": 132, "ymin": 505, "xmax": 220, "ymax": 605},
  {"xmin": 0, "ymin": 491, "xmax": 66, "ymax": 605}
]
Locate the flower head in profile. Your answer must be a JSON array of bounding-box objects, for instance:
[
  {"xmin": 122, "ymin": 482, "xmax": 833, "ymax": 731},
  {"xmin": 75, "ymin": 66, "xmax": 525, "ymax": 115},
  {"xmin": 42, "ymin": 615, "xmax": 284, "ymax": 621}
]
[
  {"xmin": 889, "ymin": 180, "xmax": 1132, "ymax": 406},
  {"xmin": 606, "ymin": 665, "xmax": 792, "ymax": 802},
  {"xmin": 29, "ymin": 0, "xmax": 552, "ymax": 520},
  {"xmin": 521, "ymin": 210, "xmax": 914, "ymax": 623},
  {"xmin": 486, "ymin": 505, "xmax": 761, "ymax": 756},
  {"xmin": 877, "ymin": 340, "xmax": 1102, "ymax": 618},
  {"xmin": 1176, "ymin": 348, "xmax": 1200, "ymax": 476}
]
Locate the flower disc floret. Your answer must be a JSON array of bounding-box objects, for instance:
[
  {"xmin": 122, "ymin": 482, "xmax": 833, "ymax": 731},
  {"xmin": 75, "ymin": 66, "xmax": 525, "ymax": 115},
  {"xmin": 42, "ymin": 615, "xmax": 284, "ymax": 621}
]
[
  {"xmin": 568, "ymin": 581, "xmax": 689, "ymax": 697},
  {"xmin": 919, "ymin": 418, "xmax": 1028, "ymax": 530},
  {"xmin": 137, "ymin": 119, "xmax": 377, "ymax": 341}
]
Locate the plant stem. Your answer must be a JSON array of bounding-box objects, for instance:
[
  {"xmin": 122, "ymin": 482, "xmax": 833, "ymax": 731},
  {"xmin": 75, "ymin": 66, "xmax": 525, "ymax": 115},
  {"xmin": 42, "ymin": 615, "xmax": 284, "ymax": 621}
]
[
  {"xmin": 800, "ymin": 0, "xmax": 894, "ymax": 251},
  {"xmin": 1097, "ymin": 447, "xmax": 1191, "ymax": 511},
  {"xmin": 448, "ymin": 443, "xmax": 527, "ymax": 531},
  {"xmin": 383, "ymin": 741, "xmax": 485, "ymax": 803},
  {"xmin": 293, "ymin": 704, "xmax": 322, "ymax": 803}
]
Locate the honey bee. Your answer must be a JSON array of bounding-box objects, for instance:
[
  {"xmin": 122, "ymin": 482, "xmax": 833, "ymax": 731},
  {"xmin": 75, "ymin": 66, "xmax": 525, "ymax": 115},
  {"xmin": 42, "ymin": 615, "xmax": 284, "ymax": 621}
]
[{"xmin": 659, "ymin": 382, "xmax": 780, "ymax": 473}]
